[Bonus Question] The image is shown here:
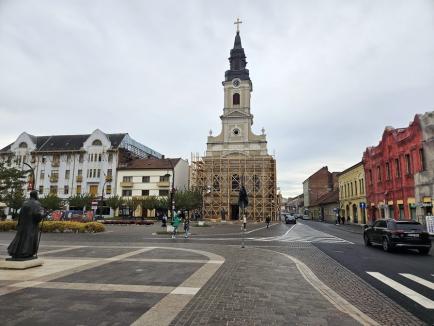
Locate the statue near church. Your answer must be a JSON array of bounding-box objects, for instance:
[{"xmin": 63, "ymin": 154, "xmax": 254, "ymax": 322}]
[{"xmin": 7, "ymin": 190, "xmax": 44, "ymax": 260}]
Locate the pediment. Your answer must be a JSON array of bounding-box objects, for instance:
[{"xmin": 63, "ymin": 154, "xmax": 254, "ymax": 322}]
[{"xmin": 222, "ymin": 110, "xmax": 249, "ymax": 118}]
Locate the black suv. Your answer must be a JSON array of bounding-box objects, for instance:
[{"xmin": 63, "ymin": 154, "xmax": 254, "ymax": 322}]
[{"xmin": 363, "ymin": 219, "xmax": 431, "ymax": 254}]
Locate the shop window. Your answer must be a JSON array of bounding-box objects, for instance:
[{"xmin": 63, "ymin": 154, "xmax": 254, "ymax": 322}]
[
  {"xmin": 409, "ymin": 204, "xmax": 416, "ymax": 220},
  {"xmin": 398, "ymin": 204, "xmax": 404, "ymax": 220},
  {"xmin": 388, "ymin": 205, "xmax": 395, "ymax": 219}
]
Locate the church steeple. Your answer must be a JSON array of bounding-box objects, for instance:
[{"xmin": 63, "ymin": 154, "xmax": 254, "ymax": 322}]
[{"xmin": 225, "ymin": 20, "xmax": 250, "ymax": 82}]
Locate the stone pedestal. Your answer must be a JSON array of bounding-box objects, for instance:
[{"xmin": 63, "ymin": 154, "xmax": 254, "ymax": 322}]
[{"xmin": 0, "ymin": 258, "xmax": 44, "ymax": 270}]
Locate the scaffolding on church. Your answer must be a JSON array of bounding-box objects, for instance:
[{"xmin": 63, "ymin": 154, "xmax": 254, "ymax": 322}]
[{"xmin": 190, "ymin": 153, "xmax": 278, "ymax": 221}]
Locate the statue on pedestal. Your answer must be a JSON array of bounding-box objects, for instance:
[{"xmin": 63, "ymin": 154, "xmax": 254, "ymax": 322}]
[{"xmin": 7, "ymin": 190, "xmax": 44, "ymax": 260}]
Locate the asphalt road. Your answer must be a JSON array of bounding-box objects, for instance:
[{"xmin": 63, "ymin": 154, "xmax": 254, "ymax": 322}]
[{"xmin": 301, "ymin": 220, "xmax": 434, "ymax": 325}]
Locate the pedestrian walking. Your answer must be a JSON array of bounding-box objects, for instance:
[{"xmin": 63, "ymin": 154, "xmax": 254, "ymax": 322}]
[
  {"xmin": 242, "ymin": 214, "xmax": 247, "ymax": 230},
  {"xmin": 184, "ymin": 216, "xmax": 190, "ymax": 238},
  {"xmin": 265, "ymin": 216, "xmax": 271, "ymax": 229},
  {"xmin": 162, "ymin": 213, "xmax": 167, "ymax": 227},
  {"xmin": 335, "ymin": 213, "xmax": 340, "ymax": 225},
  {"xmin": 171, "ymin": 211, "xmax": 181, "ymax": 239}
]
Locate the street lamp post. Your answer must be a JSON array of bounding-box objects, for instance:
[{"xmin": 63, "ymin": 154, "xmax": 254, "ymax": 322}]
[
  {"xmin": 165, "ymin": 158, "xmax": 176, "ymax": 218},
  {"xmin": 98, "ymin": 176, "xmax": 111, "ymax": 219},
  {"xmin": 22, "ymin": 162, "xmax": 35, "ymax": 191}
]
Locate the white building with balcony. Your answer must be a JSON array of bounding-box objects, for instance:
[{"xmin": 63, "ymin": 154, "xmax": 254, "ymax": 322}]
[
  {"xmin": 0, "ymin": 129, "xmax": 162, "ymax": 204},
  {"xmin": 115, "ymin": 157, "xmax": 189, "ymax": 200}
]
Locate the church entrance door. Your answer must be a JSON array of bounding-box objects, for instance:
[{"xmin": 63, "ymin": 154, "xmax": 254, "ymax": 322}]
[{"xmin": 231, "ymin": 204, "xmax": 239, "ymax": 220}]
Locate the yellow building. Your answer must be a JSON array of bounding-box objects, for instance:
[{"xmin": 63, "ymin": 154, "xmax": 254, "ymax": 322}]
[{"xmin": 338, "ymin": 162, "xmax": 367, "ymax": 224}]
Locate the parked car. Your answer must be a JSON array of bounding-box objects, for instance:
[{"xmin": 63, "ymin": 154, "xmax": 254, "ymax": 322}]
[
  {"xmin": 363, "ymin": 219, "xmax": 431, "ymax": 254},
  {"xmin": 284, "ymin": 214, "xmax": 296, "ymax": 224}
]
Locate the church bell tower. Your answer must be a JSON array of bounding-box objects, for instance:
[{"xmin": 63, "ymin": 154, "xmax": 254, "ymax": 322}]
[
  {"xmin": 206, "ymin": 20, "xmax": 268, "ymax": 157},
  {"xmin": 193, "ymin": 19, "xmax": 277, "ymax": 221}
]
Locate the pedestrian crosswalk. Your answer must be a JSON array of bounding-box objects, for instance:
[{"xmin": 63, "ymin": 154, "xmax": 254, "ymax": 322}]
[
  {"xmin": 254, "ymin": 223, "xmax": 353, "ymax": 244},
  {"xmin": 367, "ymin": 272, "xmax": 434, "ymax": 309}
]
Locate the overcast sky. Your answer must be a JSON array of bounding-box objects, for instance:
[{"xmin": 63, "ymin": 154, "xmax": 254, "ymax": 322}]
[{"xmin": 0, "ymin": 0, "xmax": 433, "ymax": 198}]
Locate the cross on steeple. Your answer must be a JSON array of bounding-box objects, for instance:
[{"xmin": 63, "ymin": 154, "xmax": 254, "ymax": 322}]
[{"xmin": 234, "ymin": 18, "xmax": 242, "ymax": 32}]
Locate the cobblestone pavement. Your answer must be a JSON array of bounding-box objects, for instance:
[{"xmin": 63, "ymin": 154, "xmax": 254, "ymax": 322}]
[{"xmin": 0, "ymin": 223, "xmax": 429, "ymax": 325}]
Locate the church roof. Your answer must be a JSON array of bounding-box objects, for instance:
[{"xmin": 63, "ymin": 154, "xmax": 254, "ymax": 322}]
[{"xmin": 225, "ymin": 31, "xmax": 250, "ymax": 82}]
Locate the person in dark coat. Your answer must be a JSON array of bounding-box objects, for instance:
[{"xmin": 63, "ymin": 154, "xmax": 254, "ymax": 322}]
[{"xmin": 7, "ymin": 190, "xmax": 44, "ymax": 260}]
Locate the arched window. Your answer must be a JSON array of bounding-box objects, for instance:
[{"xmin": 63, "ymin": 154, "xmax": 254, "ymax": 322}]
[
  {"xmin": 92, "ymin": 139, "xmax": 102, "ymax": 146},
  {"xmin": 233, "ymin": 93, "xmax": 240, "ymax": 105},
  {"xmin": 212, "ymin": 175, "xmax": 221, "ymax": 192},
  {"xmin": 231, "ymin": 174, "xmax": 240, "ymax": 191},
  {"xmin": 253, "ymin": 175, "xmax": 260, "ymax": 192},
  {"xmin": 18, "ymin": 142, "xmax": 27, "ymax": 148}
]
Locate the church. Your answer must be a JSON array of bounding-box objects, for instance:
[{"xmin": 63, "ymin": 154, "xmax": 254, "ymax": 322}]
[{"xmin": 191, "ymin": 21, "xmax": 277, "ymax": 221}]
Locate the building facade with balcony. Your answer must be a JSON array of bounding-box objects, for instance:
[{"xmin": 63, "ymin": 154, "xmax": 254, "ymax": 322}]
[
  {"xmin": 115, "ymin": 158, "xmax": 189, "ymax": 215},
  {"xmin": 0, "ymin": 129, "xmax": 162, "ymax": 205},
  {"xmin": 338, "ymin": 162, "xmax": 367, "ymax": 224},
  {"xmin": 362, "ymin": 115, "xmax": 424, "ymax": 222}
]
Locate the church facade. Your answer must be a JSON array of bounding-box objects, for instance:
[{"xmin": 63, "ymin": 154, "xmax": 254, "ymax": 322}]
[{"xmin": 191, "ymin": 27, "xmax": 277, "ymax": 221}]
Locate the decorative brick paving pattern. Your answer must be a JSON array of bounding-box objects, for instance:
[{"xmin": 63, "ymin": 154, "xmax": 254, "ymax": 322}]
[
  {"xmin": 171, "ymin": 246, "xmax": 360, "ymax": 326},
  {"xmin": 271, "ymin": 246, "xmax": 424, "ymax": 326}
]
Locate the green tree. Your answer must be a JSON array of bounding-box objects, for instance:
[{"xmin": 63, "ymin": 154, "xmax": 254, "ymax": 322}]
[
  {"xmin": 68, "ymin": 194, "xmax": 93, "ymax": 210},
  {"xmin": 155, "ymin": 196, "xmax": 168, "ymax": 212},
  {"xmin": 105, "ymin": 195, "xmax": 122, "ymax": 217},
  {"xmin": 141, "ymin": 196, "xmax": 159, "ymax": 218},
  {"xmin": 174, "ymin": 189, "xmax": 202, "ymax": 212},
  {"xmin": 39, "ymin": 193, "xmax": 62, "ymax": 211},
  {"xmin": 0, "ymin": 161, "xmax": 27, "ymax": 217},
  {"xmin": 131, "ymin": 196, "xmax": 143, "ymax": 217}
]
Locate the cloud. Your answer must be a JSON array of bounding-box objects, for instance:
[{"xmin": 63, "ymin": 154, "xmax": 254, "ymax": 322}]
[{"xmin": 0, "ymin": 0, "xmax": 433, "ymax": 198}]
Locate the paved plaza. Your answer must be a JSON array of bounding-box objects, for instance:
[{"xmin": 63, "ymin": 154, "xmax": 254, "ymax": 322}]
[{"xmin": 0, "ymin": 221, "xmax": 431, "ymax": 325}]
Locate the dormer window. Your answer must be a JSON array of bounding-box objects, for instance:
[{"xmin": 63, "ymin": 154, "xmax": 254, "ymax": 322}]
[
  {"xmin": 233, "ymin": 93, "xmax": 240, "ymax": 105},
  {"xmin": 18, "ymin": 142, "xmax": 27, "ymax": 148},
  {"xmin": 92, "ymin": 139, "xmax": 102, "ymax": 146}
]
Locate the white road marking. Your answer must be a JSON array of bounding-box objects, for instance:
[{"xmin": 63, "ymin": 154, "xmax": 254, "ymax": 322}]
[
  {"xmin": 367, "ymin": 272, "xmax": 434, "ymax": 309},
  {"xmin": 255, "ymin": 223, "xmax": 353, "ymax": 244},
  {"xmin": 399, "ymin": 273, "xmax": 434, "ymax": 290}
]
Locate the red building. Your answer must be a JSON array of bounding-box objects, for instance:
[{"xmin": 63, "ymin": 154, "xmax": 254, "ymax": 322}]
[{"xmin": 362, "ymin": 115, "xmax": 423, "ymax": 222}]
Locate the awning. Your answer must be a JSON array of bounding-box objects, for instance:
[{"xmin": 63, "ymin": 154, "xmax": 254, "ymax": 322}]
[
  {"xmin": 388, "ymin": 200, "xmax": 393, "ymax": 205},
  {"xmin": 397, "ymin": 200, "xmax": 403, "ymax": 205},
  {"xmin": 423, "ymin": 197, "xmax": 432, "ymax": 203}
]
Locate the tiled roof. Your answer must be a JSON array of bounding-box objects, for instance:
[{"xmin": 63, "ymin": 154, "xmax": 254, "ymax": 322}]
[
  {"xmin": 118, "ymin": 158, "xmax": 181, "ymax": 170},
  {"xmin": 0, "ymin": 133, "xmax": 127, "ymax": 152}
]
